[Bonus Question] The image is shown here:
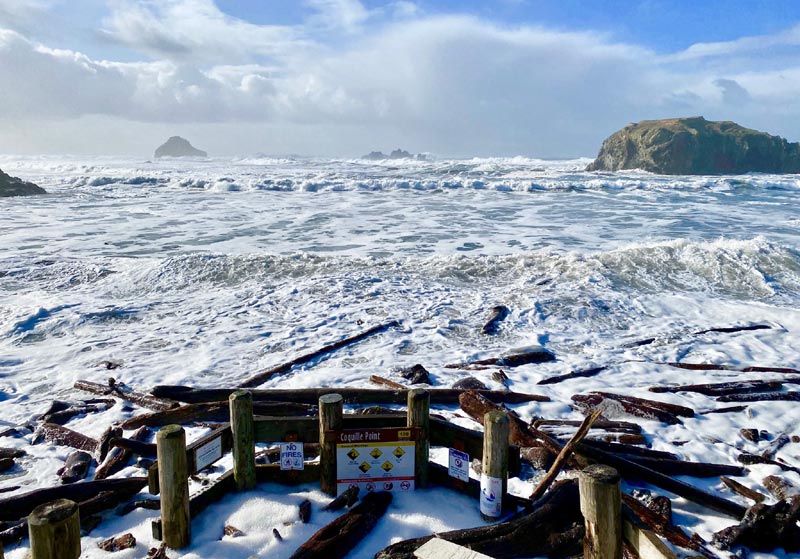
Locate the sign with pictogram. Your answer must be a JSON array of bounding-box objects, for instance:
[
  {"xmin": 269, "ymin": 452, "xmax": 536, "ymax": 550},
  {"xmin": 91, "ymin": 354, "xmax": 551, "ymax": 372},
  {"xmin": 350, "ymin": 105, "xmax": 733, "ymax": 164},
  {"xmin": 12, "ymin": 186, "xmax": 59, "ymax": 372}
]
[
  {"xmin": 279, "ymin": 442, "xmax": 304, "ymax": 471},
  {"xmin": 334, "ymin": 427, "xmax": 417, "ymax": 494},
  {"xmin": 448, "ymin": 448, "xmax": 469, "ymax": 482}
]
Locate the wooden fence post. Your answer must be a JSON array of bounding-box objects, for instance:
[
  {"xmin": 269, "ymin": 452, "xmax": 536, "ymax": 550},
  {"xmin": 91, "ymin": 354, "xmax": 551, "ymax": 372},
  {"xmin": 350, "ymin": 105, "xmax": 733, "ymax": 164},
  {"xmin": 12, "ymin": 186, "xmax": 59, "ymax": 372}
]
[
  {"xmin": 157, "ymin": 424, "xmax": 191, "ymax": 549},
  {"xmin": 480, "ymin": 410, "xmax": 509, "ymax": 520},
  {"xmin": 580, "ymin": 464, "xmax": 622, "ymax": 559},
  {"xmin": 407, "ymin": 388, "xmax": 430, "ymax": 488},
  {"xmin": 28, "ymin": 498, "xmax": 80, "ymax": 559},
  {"xmin": 230, "ymin": 389, "xmax": 256, "ymax": 491},
  {"xmin": 319, "ymin": 393, "xmax": 343, "ymax": 496}
]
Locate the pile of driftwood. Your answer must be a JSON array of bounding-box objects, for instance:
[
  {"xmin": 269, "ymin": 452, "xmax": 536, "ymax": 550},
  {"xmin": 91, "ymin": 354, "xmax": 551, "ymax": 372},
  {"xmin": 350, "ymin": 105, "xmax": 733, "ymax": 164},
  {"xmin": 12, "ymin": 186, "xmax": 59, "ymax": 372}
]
[{"xmin": 1, "ymin": 318, "xmax": 799, "ymax": 558}]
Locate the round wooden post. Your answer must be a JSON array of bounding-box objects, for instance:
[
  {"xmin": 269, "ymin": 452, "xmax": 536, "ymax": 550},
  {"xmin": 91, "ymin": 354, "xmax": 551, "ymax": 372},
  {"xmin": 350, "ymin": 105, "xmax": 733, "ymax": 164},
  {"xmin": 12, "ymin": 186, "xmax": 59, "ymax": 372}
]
[
  {"xmin": 480, "ymin": 410, "xmax": 509, "ymax": 520},
  {"xmin": 319, "ymin": 393, "xmax": 344, "ymax": 496},
  {"xmin": 28, "ymin": 499, "xmax": 80, "ymax": 559},
  {"xmin": 230, "ymin": 390, "xmax": 256, "ymax": 491},
  {"xmin": 579, "ymin": 464, "xmax": 622, "ymax": 559},
  {"xmin": 157, "ymin": 424, "xmax": 191, "ymax": 549},
  {"xmin": 407, "ymin": 388, "xmax": 430, "ymax": 488}
]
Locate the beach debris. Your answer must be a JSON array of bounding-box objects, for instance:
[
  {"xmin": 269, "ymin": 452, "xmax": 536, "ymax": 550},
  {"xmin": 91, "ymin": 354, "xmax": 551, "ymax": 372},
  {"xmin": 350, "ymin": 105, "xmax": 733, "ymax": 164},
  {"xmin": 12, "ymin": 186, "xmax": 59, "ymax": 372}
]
[
  {"xmin": 720, "ymin": 476, "xmax": 767, "ymax": 503},
  {"xmin": 369, "ymin": 375, "xmax": 406, "ymax": 390},
  {"xmin": 451, "ymin": 376, "xmax": 487, "ymax": 390},
  {"xmin": 375, "ymin": 479, "xmax": 582, "ymax": 559},
  {"xmin": 95, "ymin": 426, "xmax": 151, "ymax": 480},
  {"xmin": 521, "ymin": 447, "xmax": 554, "ymax": 470},
  {"xmin": 74, "ymin": 378, "xmax": 178, "ymax": 412},
  {"xmin": 150, "ymin": 385, "xmax": 550, "ymax": 405},
  {"xmin": 0, "ymin": 458, "xmax": 13, "ymax": 473},
  {"xmin": 299, "ymin": 499, "xmax": 311, "ymax": 523},
  {"xmin": 650, "ymin": 379, "xmax": 788, "ymax": 397},
  {"xmin": 399, "ymin": 364, "xmax": 431, "ymax": 385},
  {"xmin": 57, "ymin": 451, "xmax": 93, "ymax": 484},
  {"xmin": 718, "ymin": 391, "xmax": 800, "ymax": 402},
  {"xmin": 447, "ymin": 345, "xmax": 556, "ymax": 369},
  {"xmin": 97, "ymin": 425, "xmax": 122, "ymax": 463},
  {"xmin": 712, "ymin": 496, "xmax": 800, "ymax": 552},
  {"xmin": 224, "ymin": 524, "xmax": 244, "ymax": 537},
  {"xmin": 538, "ymin": 366, "xmax": 606, "ymax": 385},
  {"xmin": 146, "ymin": 543, "xmax": 170, "ymax": 559},
  {"xmin": 273, "ymin": 527, "xmax": 284, "ymax": 541},
  {"xmin": 289, "ymin": 491, "xmax": 393, "ymax": 559},
  {"xmin": 761, "ymin": 433, "xmax": 790, "ymax": 459},
  {"xmin": 491, "ymin": 369, "xmax": 509, "ymax": 388},
  {"xmin": 700, "ymin": 405, "xmax": 748, "ymax": 415},
  {"xmin": 119, "ymin": 401, "xmax": 316, "ymax": 430},
  {"xmin": 657, "ymin": 362, "xmax": 800, "ymax": 375},
  {"xmin": 322, "ymin": 485, "xmax": 359, "ymax": 512},
  {"xmin": 98, "ymin": 532, "xmax": 136, "ymax": 552},
  {"xmin": 32, "ymin": 423, "xmax": 98, "ymax": 453},
  {"xmin": 762, "ymin": 475, "xmax": 798, "ymax": 501},
  {"xmin": 98, "ymin": 360, "xmax": 122, "ymax": 370},
  {"xmin": 572, "ymin": 392, "xmax": 694, "ymax": 425},
  {"xmin": 481, "ymin": 304, "xmax": 510, "ymax": 335},
  {"xmin": 111, "ymin": 435, "xmax": 157, "ymax": 458},
  {"xmin": 38, "ymin": 399, "xmax": 116, "ymax": 425},
  {"xmin": 737, "ymin": 453, "xmax": 800, "ymax": 474},
  {"xmin": 740, "ymin": 428, "xmax": 760, "ymax": 443},
  {"xmin": 694, "ymin": 324, "xmax": 773, "ymax": 335},
  {"xmin": 115, "ymin": 498, "xmax": 160, "ymax": 516},
  {"xmin": 239, "ymin": 320, "xmax": 401, "ymax": 389}
]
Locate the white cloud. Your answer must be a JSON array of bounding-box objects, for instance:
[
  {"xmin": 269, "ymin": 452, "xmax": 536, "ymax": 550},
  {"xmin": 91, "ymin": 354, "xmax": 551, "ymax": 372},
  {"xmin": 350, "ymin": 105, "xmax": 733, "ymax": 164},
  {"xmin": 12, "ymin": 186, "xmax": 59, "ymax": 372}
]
[{"xmin": 305, "ymin": 0, "xmax": 371, "ymax": 33}]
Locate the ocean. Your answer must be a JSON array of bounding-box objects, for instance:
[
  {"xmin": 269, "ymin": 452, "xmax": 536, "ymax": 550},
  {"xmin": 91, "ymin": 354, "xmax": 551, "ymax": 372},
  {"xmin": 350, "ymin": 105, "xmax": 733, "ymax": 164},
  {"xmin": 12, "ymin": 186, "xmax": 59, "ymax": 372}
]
[{"xmin": 1, "ymin": 155, "xmax": 799, "ymax": 558}]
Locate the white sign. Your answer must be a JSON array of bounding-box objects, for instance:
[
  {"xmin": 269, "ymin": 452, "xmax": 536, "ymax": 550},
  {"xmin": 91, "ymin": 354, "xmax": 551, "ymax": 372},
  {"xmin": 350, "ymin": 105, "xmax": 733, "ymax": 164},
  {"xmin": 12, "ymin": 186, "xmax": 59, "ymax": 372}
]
[
  {"xmin": 194, "ymin": 436, "xmax": 223, "ymax": 471},
  {"xmin": 448, "ymin": 448, "xmax": 470, "ymax": 482},
  {"xmin": 479, "ymin": 474, "xmax": 502, "ymax": 517},
  {"xmin": 279, "ymin": 442, "xmax": 305, "ymax": 470},
  {"xmin": 335, "ymin": 428, "xmax": 415, "ymax": 494}
]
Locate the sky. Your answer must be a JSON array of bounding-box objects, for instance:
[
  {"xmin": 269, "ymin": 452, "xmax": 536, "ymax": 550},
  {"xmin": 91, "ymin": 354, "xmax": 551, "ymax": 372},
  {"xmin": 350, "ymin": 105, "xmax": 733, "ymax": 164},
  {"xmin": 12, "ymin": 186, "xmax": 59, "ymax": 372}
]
[{"xmin": 1, "ymin": 0, "xmax": 800, "ymax": 158}]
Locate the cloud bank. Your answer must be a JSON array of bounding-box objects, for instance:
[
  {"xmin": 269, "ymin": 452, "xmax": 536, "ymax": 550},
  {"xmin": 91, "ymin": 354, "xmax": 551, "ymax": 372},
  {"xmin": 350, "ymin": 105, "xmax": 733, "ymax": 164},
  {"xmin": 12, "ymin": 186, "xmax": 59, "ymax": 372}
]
[{"xmin": 1, "ymin": 0, "xmax": 799, "ymax": 157}]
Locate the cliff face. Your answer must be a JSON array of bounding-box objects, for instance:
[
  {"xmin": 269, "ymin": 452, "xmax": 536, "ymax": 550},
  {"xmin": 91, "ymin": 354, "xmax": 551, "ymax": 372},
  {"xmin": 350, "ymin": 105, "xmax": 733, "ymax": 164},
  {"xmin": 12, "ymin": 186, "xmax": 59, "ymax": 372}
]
[
  {"xmin": 586, "ymin": 117, "xmax": 800, "ymax": 175},
  {"xmin": 0, "ymin": 168, "xmax": 46, "ymax": 197},
  {"xmin": 154, "ymin": 136, "xmax": 207, "ymax": 158}
]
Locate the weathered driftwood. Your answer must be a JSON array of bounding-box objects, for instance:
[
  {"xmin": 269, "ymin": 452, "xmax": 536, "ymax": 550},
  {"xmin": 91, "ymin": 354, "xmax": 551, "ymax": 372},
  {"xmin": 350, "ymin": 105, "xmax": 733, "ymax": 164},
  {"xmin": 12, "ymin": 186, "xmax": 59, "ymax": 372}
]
[
  {"xmin": 761, "ymin": 433, "xmax": 790, "ymax": 459},
  {"xmin": 712, "ymin": 495, "xmax": 800, "ymax": 552},
  {"xmin": 289, "ymin": 491, "xmax": 392, "ymax": 559},
  {"xmin": 98, "ymin": 533, "xmax": 136, "ymax": 552},
  {"xmin": 622, "ymin": 494, "xmax": 716, "ymax": 558},
  {"xmin": 223, "ymin": 524, "xmax": 244, "ymax": 537},
  {"xmin": 111, "ymin": 436, "xmax": 157, "ymax": 458},
  {"xmin": 446, "ymin": 346, "xmax": 556, "ymax": 369},
  {"xmin": 618, "ymin": 457, "xmax": 746, "ymax": 478},
  {"xmin": 537, "ymin": 366, "xmax": 607, "ymax": 386},
  {"xmin": 533, "ymin": 418, "xmax": 643, "ymax": 434},
  {"xmin": 119, "ymin": 401, "xmax": 316, "ymax": 430},
  {"xmin": 718, "ymin": 391, "xmax": 800, "ymax": 402},
  {"xmin": 151, "ymin": 385, "xmax": 549, "ymax": 405},
  {"xmin": 572, "ymin": 392, "xmax": 694, "ymax": 425},
  {"xmin": 146, "ymin": 543, "xmax": 170, "ymax": 559},
  {"xmin": 762, "ymin": 475, "xmax": 799, "ymax": 501},
  {"xmin": 720, "ymin": 476, "xmax": 766, "ymax": 503},
  {"xmin": 375, "ymin": 479, "xmax": 583, "ymax": 559},
  {"xmin": 240, "ymin": 320, "xmax": 401, "ymax": 389},
  {"xmin": 0, "ymin": 449, "xmax": 24, "ymax": 460},
  {"xmin": 97, "ymin": 425, "xmax": 122, "ymax": 463},
  {"xmin": 599, "ymin": 433, "xmax": 649, "ymax": 446},
  {"xmin": 451, "ymin": 377, "xmax": 488, "ymax": 390},
  {"xmin": 321, "ymin": 485, "xmax": 359, "ymax": 512},
  {"xmin": 0, "ymin": 458, "xmax": 13, "ymax": 473},
  {"xmin": 694, "ymin": 324, "xmax": 772, "ymax": 335},
  {"xmin": 700, "ymin": 405, "xmax": 748, "ymax": 415},
  {"xmin": 658, "ymin": 362, "xmax": 800, "ymax": 375},
  {"xmin": 74, "ymin": 379, "xmax": 177, "ymax": 412},
  {"xmin": 578, "ymin": 440, "xmax": 677, "ymax": 460},
  {"xmin": 737, "ymin": 453, "xmax": 800, "ymax": 474},
  {"xmin": 39, "ymin": 399, "xmax": 116, "ymax": 425},
  {"xmin": 299, "ymin": 499, "xmax": 311, "ymax": 524},
  {"xmin": 32, "ymin": 423, "xmax": 97, "ymax": 453},
  {"xmin": 491, "ymin": 369, "xmax": 509, "ymax": 388},
  {"xmin": 114, "ymin": 498, "xmax": 160, "ymax": 516},
  {"xmin": 481, "ymin": 305, "xmax": 510, "ymax": 335},
  {"xmin": 369, "ymin": 375, "xmax": 406, "ymax": 390},
  {"xmin": 57, "ymin": 451, "xmax": 93, "ymax": 484},
  {"xmin": 95, "ymin": 426, "xmax": 150, "ymax": 480},
  {"xmin": 649, "ymin": 380, "xmax": 786, "ymax": 396},
  {"xmin": 0, "ymin": 477, "xmax": 146, "ymax": 522},
  {"xmin": 529, "ymin": 408, "xmax": 601, "ymax": 501}
]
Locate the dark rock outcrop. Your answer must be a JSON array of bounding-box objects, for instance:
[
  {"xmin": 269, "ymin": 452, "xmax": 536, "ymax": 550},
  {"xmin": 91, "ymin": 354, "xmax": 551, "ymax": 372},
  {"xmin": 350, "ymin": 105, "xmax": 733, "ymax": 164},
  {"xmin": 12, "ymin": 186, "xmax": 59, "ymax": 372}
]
[
  {"xmin": 361, "ymin": 149, "xmax": 427, "ymax": 161},
  {"xmin": 587, "ymin": 117, "xmax": 800, "ymax": 175},
  {"xmin": 0, "ymin": 168, "xmax": 46, "ymax": 197},
  {"xmin": 154, "ymin": 136, "xmax": 207, "ymax": 158}
]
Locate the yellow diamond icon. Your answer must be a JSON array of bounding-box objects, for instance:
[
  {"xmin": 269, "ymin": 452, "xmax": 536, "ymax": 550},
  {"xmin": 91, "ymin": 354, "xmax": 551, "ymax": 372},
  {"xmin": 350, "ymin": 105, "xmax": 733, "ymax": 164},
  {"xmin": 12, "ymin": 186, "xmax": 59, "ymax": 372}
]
[
  {"xmin": 370, "ymin": 448, "xmax": 383, "ymax": 459},
  {"xmin": 347, "ymin": 449, "xmax": 360, "ymax": 460},
  {"xmin": 359, "ymin": 461, "xmax": 371, "ymax": 473},
  {"xmin": 381, "ymin": 461, "xmax": 394, "ymax": 471},
  {"xmin": 393, "ymin": 447, "xmax": 405, "ymax": 458}
]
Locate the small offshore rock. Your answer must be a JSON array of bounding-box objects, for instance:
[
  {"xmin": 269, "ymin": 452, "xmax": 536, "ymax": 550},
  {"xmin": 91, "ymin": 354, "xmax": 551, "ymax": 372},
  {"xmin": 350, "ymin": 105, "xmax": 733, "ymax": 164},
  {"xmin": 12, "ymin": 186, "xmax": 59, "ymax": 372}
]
[
  {"xmin": 400, "ymin": 364, "xmax": 431, "ymax": 385},
  {"xmin": 452, "ymin": 377, "xmax": 488, "ymax": 390},
  {"xmin": 154, "ymin": 136, "xmax": 207, "ymax": 158},
  {"xmin": 0, "ymin": 167, "xmax": 46, "ymax": 197}
]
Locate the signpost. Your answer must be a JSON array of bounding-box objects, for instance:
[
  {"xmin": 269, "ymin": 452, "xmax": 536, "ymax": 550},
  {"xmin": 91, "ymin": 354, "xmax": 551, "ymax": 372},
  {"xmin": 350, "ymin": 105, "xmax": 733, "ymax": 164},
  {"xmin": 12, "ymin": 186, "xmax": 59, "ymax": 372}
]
[{"xmin": 333, "ymin": 427, "xmax": 417, "ymax": 494}]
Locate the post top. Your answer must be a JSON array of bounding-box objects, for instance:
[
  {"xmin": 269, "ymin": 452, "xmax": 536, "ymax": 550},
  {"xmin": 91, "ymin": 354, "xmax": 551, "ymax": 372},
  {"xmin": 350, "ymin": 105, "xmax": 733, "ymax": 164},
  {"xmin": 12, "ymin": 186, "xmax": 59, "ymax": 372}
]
[
  {"xmin": 230, "ymin": 389, "xmax": 252, "ymax": 400},
  {"xmin": 408, "ymin": 388, "xmax": 430, "ymax": 397},
  {"xmin": 581, "ymin": 464, "xmax": 620, "ymax": 484},
  {"xmin": 29, "ymin": 499, "xmax": 78, "ymax": 525},
  {"xmin": 484, "ymin": 410, "xmax": 510, "ymax": 425},
  {"xmin": 157, "ymin": 424, "xmax": 185, "ymax": 439},
  {"xmin": 319, "ymin": 393, "xmax": 343, "ymax": 404}
]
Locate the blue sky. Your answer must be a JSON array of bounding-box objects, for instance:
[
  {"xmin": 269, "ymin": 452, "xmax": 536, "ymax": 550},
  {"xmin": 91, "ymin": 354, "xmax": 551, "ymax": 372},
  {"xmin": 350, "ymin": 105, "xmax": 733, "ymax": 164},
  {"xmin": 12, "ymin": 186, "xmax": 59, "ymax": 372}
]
[{"xmin": 1, "ymin": 0, "xmax": 800, "ymax": 157}]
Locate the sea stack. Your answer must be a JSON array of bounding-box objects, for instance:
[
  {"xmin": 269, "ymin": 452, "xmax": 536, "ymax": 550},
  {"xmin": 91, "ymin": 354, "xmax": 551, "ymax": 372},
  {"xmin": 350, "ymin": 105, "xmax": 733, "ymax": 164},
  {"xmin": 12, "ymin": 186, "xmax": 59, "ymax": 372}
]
[
  {"xmin": 586, "ymin": 117, "xmax": 800, "ymax": 175},
  {"xmin": 0, "ymin": 168, "xmax": 46, "ymax": 197},
  {"xmin": 154, "ymin": 136, "xmax": 207, "ymax": 158}
]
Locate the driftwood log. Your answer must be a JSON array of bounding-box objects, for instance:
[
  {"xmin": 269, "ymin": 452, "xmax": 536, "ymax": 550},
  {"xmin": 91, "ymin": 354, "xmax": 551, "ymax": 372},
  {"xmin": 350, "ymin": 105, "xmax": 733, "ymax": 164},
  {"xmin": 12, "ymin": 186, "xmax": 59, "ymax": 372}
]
[
  {"xmin": 322, "ymin": 486, "xmax": 359, "ymax": 512},
  {"xmin": 649, "ymin": 379, "xmax": 789, "ymax": 396},
  {"xmin": 737, "ymin": 453, "xmax": 800, "ymax": 474},
  {"xmin": 150, "ymin": 385, "xmax": 549, "ymax": 405},
  {"xmin": 713, "ymin": 496, "xmax": 800, "ymax": 552},
  {"xmin": 573, "ymin": 392, "xmax": 694, "ymax": 425},
  {"xmin": 657, "ymin": 362, "xmax": 800, "ymax": 375},
  {"xmin": 98, "ymin": 532, "xmax": 136, "ymax": 552},
  {"xmin": 74, "ymin": 379, "xmax": 177, "ymax": 411},
  {"xmin": 720, "ymin": 476, "xmax": 767, "ymax": 503},
  {"xmin": 446, "ymin": 346, "xmax": 556, "ymax": 369},
  {"xmin": 240, "ymin": 320, "xmax": 400, "ymax": 389},
  {"xmin": 38, "ymin": 399, "xmax": 116, "ymax": 425},
  {"xmin": 32, "ymin": 423, "xmax": 98, "ymax": 453},
  {"xmin": 288, "ymin": 491, "xmax": 392, "ymax": 559},
  {"xmin": 95, "ymin": 426, "xmax": 150, "ymax": 480},
  {"xmin": 375, "ymin": 479, "xmax": 583, "ymax": 559},
  {"xmin": 762, "ymin": 475, "xmax": 799, "ymax": 500},
  {"xmin": 119, "ymin": 401, "xmax": 316, "ymax": 430},
  {"xmin": 718, "ymin": 391, "xmax": 800, "ymax": 402},
  {"xmin": 57, "ymin": 451, "xmax": 93, "ymax": 484},
  {"xmin": 369, "ymin": 375, "xmax": 406, "ymax": 390},
  {"xmin": 538, "ymin": 366, "xmax": 607, "ymax": 386}
]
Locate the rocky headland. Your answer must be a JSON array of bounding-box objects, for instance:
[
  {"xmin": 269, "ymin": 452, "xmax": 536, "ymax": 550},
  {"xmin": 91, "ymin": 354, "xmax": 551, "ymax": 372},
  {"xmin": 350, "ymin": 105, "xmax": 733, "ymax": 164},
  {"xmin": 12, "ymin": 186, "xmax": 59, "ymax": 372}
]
[
  {"xmin": 154, "ymin": 136, "xmax": 207, "ymax": 158},
  {"xmin": 0, "ymin": 168, "xmax": 46, "ymax": 197},
  {"xmin": 587, "ymin": 117, "xmax": 800, "ymax": 175}
]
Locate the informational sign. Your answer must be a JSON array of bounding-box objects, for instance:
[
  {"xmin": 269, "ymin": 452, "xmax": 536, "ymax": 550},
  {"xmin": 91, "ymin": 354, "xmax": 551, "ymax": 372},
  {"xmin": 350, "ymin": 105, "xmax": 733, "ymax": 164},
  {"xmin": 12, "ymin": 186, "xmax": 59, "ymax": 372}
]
[
  {"xmin": 194, "ymin": 436, "xmax": 223, "ymax": 471},
  {"xmin": 448, "ymin": 448, "xmax": 470, "ymax": 482},
  {"xmin": 479, "ymin": 474, "xmax": 502, "ymax": 517},
  {"xmin": 280, "ymin": 442, "xmax": 305, "ymax": 470},
  {"xmin": 334, "ymin": 427, "xmax": 416, "ymax": 494}
]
